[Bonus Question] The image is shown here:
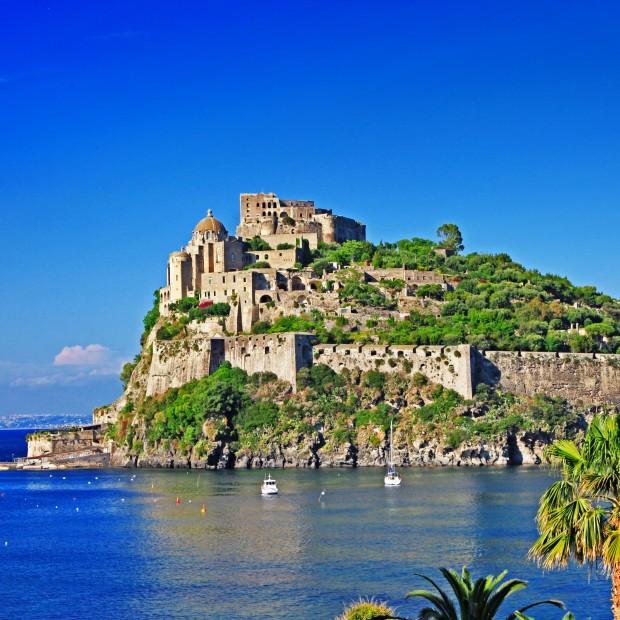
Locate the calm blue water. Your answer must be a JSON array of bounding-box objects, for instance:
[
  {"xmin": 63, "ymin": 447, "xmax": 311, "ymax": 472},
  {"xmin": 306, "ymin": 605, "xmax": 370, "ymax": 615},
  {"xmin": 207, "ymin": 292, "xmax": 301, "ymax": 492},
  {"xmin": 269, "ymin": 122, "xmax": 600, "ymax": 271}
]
[
  {"xmin": 0, "ymin": 428, "xmax": 34, "ymax": 461},
  {"xmin": 0, "ymin": 438, "xmax": 611, "ymax": 619}
]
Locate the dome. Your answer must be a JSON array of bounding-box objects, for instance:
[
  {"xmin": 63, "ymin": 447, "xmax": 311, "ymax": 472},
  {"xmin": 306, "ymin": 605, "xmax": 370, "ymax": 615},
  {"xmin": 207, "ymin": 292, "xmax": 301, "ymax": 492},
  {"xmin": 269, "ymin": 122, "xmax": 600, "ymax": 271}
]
[
  {"xmin": 194, "ymin": 209, "xmax": 227, "ymax": 234},
  {"xmin": 170, "ymin": 250, "xmax": 189, "ymax": 259}
]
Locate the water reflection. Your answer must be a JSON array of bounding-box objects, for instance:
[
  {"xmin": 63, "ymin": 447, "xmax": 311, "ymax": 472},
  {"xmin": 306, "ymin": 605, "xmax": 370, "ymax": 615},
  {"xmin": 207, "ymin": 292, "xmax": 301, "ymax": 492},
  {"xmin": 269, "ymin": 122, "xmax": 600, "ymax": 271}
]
[{"xmin": 0, "ymin": 467, "xmax": 611, "ymax": 619}]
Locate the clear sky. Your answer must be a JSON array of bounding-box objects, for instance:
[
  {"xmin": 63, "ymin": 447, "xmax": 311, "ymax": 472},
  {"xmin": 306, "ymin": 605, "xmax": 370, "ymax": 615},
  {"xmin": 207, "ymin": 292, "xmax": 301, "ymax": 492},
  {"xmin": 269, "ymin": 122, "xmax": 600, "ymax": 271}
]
[{"xmin": 1, "ymin": 0, "xmax": 619, "ymax": 417}]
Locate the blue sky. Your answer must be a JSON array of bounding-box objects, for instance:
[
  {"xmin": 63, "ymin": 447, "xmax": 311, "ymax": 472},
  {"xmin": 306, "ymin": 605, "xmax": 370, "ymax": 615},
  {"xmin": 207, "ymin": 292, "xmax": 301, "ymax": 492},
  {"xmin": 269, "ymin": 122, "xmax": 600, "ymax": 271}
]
[{"xmin": 1, "ymin": 0, "xmax": 619, "ymax": 417}]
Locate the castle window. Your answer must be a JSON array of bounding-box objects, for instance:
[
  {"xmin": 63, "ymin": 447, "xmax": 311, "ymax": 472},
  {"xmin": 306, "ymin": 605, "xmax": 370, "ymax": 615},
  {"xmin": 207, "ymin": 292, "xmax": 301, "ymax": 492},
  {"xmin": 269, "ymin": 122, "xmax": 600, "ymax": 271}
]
[
  {"xmin": 263, "ymin": 202, "xmax": 266, "ymax": 208},
  {"xmin": 222, "ymin": 276, "xmax": 226, "ymax": 283},
  {"xmin": 233, "ymin": 276, "xmax": 236, "ymax": 283},
  {"xmin": 265, "ymin": 346, "xmax": 270, "ymax": 354},
  {"xmin": 208, "ymin": 277, "xmax": 212, "ymax": 285},
  {"xmin": 370, "ymin": 350, "xmax": 376, "ymax": 356},
  {"xmin": 264, "ymin": 254, "xmax": 269, "ymax": 260},
  {"xmin": 243, "ymin": 287, "xmax": 246, "ymax": 292},
  {"xmin": 224, "ymin": 290, "xmax": 227, "ymax": 295},
  {"xmin": 344, "ymin": 350, "xmax": 350, "ymax": 356},
  {"xmin": 397, "ymin": 351, "xmax": 404, "ymax": 358}
]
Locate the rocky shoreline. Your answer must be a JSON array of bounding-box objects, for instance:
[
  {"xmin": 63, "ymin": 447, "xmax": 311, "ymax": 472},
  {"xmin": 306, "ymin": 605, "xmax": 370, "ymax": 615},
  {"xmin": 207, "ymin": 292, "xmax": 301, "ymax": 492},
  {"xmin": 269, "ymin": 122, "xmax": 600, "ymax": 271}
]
[{"xmin": 108, "ymin": 428, "xmax": 552, "ymax": 470}]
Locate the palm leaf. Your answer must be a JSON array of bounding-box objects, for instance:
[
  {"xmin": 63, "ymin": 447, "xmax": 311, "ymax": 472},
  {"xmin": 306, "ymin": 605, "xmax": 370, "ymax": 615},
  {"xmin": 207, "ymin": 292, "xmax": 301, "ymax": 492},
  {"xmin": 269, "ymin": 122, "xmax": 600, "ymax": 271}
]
[
  {"xmin": 485, "ymin": 579, "xmax": 526, "ymax": 619},
  {"xmin": 602, "ymin": 529, "xmax": 620, "ymax": 568},
  {"xmin": 506, "ymin": 599, "xmax": 566, "ymax": 620}
]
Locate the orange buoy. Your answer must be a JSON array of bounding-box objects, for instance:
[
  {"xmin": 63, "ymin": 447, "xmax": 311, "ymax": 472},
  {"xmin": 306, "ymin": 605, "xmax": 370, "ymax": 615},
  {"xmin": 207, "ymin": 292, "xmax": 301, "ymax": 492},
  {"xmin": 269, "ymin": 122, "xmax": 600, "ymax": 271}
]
[
  {"xmin": 176, "ymin": 497, "xmax": 180, "ymax": 504},
  {"xmin": 201, "ymin": 503, "xmax": 206, "ymax": 514}
]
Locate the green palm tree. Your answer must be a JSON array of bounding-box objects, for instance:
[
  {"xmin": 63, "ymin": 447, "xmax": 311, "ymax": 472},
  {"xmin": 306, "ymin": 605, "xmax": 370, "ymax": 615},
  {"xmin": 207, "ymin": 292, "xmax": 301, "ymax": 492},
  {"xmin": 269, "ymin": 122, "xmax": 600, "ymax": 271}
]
[
  {"xmin": 529, "ymin": 413, "xmax": 620, "ymax": 619},
  {"xmin": 404, "ymin": 566, "xmax": 564, "ymax": 620}
]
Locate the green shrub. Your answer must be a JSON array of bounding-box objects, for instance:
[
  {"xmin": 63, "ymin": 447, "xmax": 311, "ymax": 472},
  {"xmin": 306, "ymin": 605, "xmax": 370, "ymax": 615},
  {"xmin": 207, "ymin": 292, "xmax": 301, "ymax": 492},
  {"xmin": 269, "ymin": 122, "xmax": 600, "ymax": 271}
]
[
  {"xmin": 250, "ymin": 320, "xmax": 271, "ymax": 334},
  {"xmin": 247, "ymin": 236, "xmax": 272, "ymax": 251},
  {"xmin": 362, "ymin": 370, "xmax": 386, "ymax": 391},
  {"xmin": 243, "ymin": 261, "xmax": 271, "ymax": 270},
  {"xmin": 276, "ymin": 243, "xmax": 295, "ymax": 250}
]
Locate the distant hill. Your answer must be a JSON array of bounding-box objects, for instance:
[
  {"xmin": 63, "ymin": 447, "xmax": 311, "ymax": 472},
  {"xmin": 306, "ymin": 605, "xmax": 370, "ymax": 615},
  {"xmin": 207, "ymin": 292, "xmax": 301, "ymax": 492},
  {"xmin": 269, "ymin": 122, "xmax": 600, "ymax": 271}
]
[{"xmin": 0, "ymin": 414, "xmax": 90, "ymax": 430}]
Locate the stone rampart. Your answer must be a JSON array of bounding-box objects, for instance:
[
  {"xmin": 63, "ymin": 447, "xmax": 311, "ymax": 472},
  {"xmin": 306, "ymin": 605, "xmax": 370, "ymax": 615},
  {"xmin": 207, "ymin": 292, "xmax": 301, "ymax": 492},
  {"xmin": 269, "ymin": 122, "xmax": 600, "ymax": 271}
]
[
  {"xmin": 314, "ymin": 343, "xmax": 474, "ymax": 398},
  {"xmin": 477, "ymin": 350, "xmax": 620, "ymax": 405},
  {"xmin": 140, "ymin": 330, "xmax": 620, "ymax": 405},
  {"xmin": 146, "ymin": 337, "xmax": 224, "ymax": 396},
  {"xmin": 224, "ymin": 333, "xmax": 314, "ymax": 389}
]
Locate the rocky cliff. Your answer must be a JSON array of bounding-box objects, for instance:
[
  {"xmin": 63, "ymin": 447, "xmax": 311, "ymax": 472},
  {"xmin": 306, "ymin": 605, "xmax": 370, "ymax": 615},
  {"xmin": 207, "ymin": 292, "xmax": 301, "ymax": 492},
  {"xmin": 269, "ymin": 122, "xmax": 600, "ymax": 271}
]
[{"xmin": 108, "ymin": 426, "xmax": 559, "ymax": 469}]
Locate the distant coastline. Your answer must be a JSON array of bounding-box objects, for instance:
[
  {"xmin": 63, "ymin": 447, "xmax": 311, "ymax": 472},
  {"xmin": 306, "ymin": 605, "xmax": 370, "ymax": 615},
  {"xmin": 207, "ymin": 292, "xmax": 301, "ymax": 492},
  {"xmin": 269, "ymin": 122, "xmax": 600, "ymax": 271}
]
[{"xmin": 0, "ymin": 414, "xmax": 89, "ymax": 431}]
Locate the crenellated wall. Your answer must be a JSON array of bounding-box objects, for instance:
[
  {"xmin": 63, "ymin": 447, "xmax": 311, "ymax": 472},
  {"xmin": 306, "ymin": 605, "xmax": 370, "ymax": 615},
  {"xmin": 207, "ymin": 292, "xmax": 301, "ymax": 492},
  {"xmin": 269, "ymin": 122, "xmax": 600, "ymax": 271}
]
[
  {"xmin": 314, "ymin": 343, "xmax": 475, "ymax": 398},
  {"xmin": 139, "ymin": 331, "xmax": 620, "ymax": 405}
]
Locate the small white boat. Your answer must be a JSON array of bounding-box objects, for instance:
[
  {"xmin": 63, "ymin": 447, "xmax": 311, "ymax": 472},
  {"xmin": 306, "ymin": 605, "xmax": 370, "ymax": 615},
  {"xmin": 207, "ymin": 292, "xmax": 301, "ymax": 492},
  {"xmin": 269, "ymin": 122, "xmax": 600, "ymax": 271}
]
[
  {"xmin": 261, "ymin": 474, "xmax": 278, "ymax": 495},
  {"xmin": 384, "ymin": 420, "xmax": 402, "ymax": 487}
]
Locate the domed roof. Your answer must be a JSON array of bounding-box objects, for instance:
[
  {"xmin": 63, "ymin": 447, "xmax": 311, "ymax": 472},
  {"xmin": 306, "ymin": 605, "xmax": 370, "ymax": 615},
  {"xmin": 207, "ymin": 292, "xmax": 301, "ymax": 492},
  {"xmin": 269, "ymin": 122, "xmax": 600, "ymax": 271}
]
[{"xmin": 194, "ymin": 209, "xmax": 227, "ymax": 234}]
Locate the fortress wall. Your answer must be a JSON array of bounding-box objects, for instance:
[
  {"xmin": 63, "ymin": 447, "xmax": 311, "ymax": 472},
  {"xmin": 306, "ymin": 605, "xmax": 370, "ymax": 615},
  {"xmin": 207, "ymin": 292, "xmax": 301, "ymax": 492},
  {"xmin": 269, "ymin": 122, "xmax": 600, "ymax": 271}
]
[
  {"xmin": 146, "ymin": 336, "xmax": 223, "ymax": 397},
  {"xmin": 312, "ymin": 213, "xmax": 366, "ymax": 243},
  {"xmin": 314, "ymin": 343, "xmax": 474, "ymax": 398},
  {"xmin": 477, "ymin": 350, "xmax": 620, "ymax": 405},
  {"xmin": 224, "ymin": 333, "xmax": 314, "ymax": 388}
]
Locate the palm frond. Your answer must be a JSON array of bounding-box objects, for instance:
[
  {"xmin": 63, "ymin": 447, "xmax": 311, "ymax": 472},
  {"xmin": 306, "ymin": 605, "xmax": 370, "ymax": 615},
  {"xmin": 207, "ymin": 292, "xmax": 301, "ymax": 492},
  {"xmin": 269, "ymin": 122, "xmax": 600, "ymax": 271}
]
[
  {"xmin": 485, "ymin": 579, "xmax": 526, "ymax": 619},
  {"xmin": 404, "ymin": 589, "xmax": 456, "ymax": 619},
  {"xmin": 602, "ymin": 529, "xmax": 620, "ymax": 568}
]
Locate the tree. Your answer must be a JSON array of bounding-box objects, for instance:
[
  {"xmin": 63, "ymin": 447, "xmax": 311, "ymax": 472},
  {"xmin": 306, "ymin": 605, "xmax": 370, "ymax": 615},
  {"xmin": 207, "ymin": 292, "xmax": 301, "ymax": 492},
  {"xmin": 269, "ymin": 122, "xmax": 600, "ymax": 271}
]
[
  {"xmin": 404, "ymin": 566, "xmax": 564, "ymax": 620},
  {"xmin": 529, "ymin": 413, "xmax": 620, "ymax": 619},
  {"xmin": 436, "ymin": 224, "xmax": 464, "ymax": 253},
  {"xmin": 379, "ymin": 278, "xmax": 405, "ymax": 300}
]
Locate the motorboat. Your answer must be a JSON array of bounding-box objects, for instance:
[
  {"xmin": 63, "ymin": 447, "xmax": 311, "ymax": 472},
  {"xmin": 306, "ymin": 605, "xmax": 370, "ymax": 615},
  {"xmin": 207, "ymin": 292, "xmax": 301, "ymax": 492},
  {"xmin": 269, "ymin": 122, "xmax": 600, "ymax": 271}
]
[{"xmin": 261, "ymin": 474, "xmax": 278, "ymax": 495}]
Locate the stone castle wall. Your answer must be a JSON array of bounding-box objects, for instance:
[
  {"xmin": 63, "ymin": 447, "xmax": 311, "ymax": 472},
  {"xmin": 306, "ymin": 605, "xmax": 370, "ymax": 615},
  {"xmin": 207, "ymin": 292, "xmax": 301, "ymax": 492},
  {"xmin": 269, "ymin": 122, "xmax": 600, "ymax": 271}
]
[
  {"xmin": 314, "ymin": 343, "xmax": 475, "ymax": 398},
  {"xmin": 313, "ymin": 213, "xmax": 366, "ymax": 243},
  {"xmin": 146, "ymin": 336, "xmax": 224, "ymax": 396},
  {"xmin": 477, "ymin": 350, "xmax": 620, "ymax": 405},
  {"xmin": 224, "ymin": 333, "xmax": 314, "ymax": 389},
  {"xmin": 141, "ymin": 332, "xmax": 620, "ymax": 405},
  {"xmin": 144, "ymin": 332, "xmax": 315, "ymax": 397}
]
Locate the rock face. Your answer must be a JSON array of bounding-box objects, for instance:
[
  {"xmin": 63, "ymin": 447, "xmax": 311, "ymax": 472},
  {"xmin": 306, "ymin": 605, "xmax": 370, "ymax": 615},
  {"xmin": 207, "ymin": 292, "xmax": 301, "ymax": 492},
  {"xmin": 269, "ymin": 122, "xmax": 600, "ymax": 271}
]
[{"xmin": 109, "ymin": 428, "xmax": 552, "ymax": 470}]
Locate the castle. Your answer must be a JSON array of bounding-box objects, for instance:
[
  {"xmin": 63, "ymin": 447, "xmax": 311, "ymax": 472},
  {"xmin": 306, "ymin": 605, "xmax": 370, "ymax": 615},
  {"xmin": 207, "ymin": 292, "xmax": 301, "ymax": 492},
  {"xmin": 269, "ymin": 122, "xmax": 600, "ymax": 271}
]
[
  {"xmin": 144, "ymin": 192, "xmax": 620, "ymax": 408},
  {"xmin": 159, "ymin": 192, "xmax": 366, "ymax": 332},
  {"xmin": 159, "ymin": 192, "xmax": 452, "ymax": 333}
]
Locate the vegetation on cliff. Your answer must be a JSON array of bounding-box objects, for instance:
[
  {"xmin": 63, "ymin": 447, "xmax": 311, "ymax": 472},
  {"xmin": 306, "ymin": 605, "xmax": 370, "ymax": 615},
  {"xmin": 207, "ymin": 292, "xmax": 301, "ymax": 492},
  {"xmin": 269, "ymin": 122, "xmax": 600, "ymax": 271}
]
[
  {"xmin": 109, "ymin": 361, "xmax": 596, "ymax": 465},
  {"xmin": 266, "ymin": 229, "xmax": 620, "ymax": 353},
  {"xmin": 112, "ymin": 226, "xmax": 620, "ymax": 464}
]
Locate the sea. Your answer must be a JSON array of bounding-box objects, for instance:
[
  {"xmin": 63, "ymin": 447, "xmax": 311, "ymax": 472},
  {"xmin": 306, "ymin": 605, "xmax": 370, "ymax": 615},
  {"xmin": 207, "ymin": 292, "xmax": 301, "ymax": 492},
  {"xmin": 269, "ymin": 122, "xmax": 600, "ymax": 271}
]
[{"xmin": 0, "ymin": 429, "xmax": 611, "ymax": 620}]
